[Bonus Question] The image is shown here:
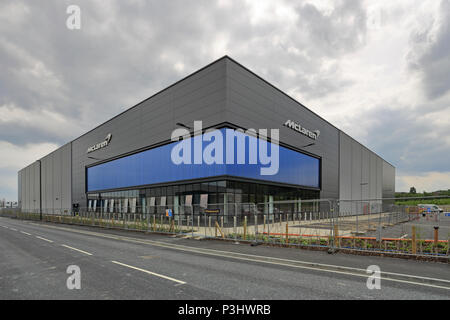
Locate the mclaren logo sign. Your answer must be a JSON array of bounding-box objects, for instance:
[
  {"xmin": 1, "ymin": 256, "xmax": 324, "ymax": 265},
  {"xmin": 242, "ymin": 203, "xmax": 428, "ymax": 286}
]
[
  {"xmin": 87, "ymin": 134, "xmax": 112, "ymax": 153},
  {"xmin": 283, "ymin": 120, "xmax": 320, "ymax": 140}
]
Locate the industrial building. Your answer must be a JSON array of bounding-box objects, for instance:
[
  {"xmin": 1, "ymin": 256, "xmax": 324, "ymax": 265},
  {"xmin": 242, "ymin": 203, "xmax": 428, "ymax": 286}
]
[{"xmin": 18, "ymin": 56, "xmax": 395, "ymax": 215}]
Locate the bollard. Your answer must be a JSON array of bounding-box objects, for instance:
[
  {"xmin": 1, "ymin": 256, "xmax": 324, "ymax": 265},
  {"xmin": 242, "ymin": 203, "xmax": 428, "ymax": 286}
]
[
  {"xmin": 411, "ymin": 226, "xmax": 417, "ymax": 254},
  {"xmin": 244, "ymin": 216, "xmax": 247, "ymax": 240},
  {"xmin": 334, "ymin": 225, "xmax": 339, "ymax": 247},
  {"xmin": 434, "ymin": 226, "xmax": 439, "ymax": 247},
  {"xmin": 286, "ymin": 223, "xmax": 289, "ymax": 244}
]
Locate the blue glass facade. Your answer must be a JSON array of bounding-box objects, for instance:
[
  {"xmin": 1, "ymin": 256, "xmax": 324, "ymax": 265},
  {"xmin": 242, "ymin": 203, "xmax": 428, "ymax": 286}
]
[{"xmin": 87, "ymin": 128, "xmax": 320, "ymax": 192}]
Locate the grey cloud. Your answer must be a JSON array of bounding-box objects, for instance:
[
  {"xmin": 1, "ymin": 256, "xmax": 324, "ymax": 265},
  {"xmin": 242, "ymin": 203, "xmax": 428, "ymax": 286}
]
[
  {"xmin": 0, "ymin": 122, "xmax": 67, "ymax": 146},
  {"xmin": 407, "ymin": 0, "xmax": 450, "ymax": 100},
  {"xmin": 295, "ymin": 0, "xmax": 367, "ymax": 57},
  {"xmin": 0, "ymin": 0, "xmax": 367, "ymax": 148},
  {"xmin": 342, "ymin": 103, "xmax": 450, "ymax": 174}
]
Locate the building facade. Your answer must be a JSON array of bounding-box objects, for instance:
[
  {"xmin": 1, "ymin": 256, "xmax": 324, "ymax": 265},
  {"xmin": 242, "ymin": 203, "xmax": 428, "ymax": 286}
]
[{"xmin": 18, "ymin": 56, "xmax": 395, "ymax": 215}]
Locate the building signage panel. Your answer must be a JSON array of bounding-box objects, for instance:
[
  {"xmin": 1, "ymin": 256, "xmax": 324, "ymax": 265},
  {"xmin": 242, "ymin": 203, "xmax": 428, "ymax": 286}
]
[
  {"xmin": 87, "ymin": 134, "xmax": 112, "ymax": 154},
  {"xmin": 283, "ymin": 120, "xmax": 320, "ymax": 140}
]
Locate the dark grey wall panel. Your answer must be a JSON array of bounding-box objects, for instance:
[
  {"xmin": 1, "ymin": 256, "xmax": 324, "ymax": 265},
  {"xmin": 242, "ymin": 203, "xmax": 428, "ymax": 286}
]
[
  {"xmin": 71, "ymin": 59, "xmax": 227, "ymax": 208},
  {"xmin": 61, "ymin": 143, "xmax": 72, "ymax": 210},
  {"xmin": 225, "ymin": 58, "xmax": 339, "ymax": 199}
]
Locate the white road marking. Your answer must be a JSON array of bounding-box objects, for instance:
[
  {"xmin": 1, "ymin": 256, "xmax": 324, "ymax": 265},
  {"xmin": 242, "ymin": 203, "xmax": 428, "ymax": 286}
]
[
  {"xmin": 29, "ymin": 222, "xmax": 450, "ymax": 290},
  {"xmin": 111, "ymin": 260, "xmax": 186, "ymax": 285},
  {"xmin": 61, "ymin": 244, "xmax": 92, "ymax": 256},
  {"xmin": 20, "ymin": 231, "xmax": 32, "ymax": 235},
  {"xmin": 1, "ymin": 226, "xmax": 9, "ymax": 228},
  {"xmin": 35, "ymin": 236, "xmax": 53, "ymax": 243},
  {"xmin": 10, "ymin": 228, "xmax": 17, "ymax": 231}
]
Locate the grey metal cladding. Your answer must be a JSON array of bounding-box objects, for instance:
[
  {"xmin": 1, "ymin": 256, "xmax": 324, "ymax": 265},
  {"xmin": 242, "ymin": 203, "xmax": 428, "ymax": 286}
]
[
  {"xmin": 17, "ymin": 170, "xmax": 21, "ymax": 209},
  {"xmin": 71, "ymin": 58, "xmax": 227, "ymax": 206},
  {"xmin": 225, "ymin": 58, "xmax": 339, "ymax": 199},
  {"xmin": 338, "ymin": 130, "xmax": 389, "ymax": 215},
  {"xmin": 35, "ymin": 143, "xmax": 72, "ymax": 213},
  {"xmin": 18, "ymin": 161, "xmax": 40, "ymax": 212},
  {"xmin": 382, "ymin": 161, "xmax": 395, "ymax": 199}
]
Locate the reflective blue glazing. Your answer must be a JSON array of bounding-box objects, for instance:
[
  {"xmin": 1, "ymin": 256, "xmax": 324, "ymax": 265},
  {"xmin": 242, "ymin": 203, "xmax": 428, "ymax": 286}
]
[{"xmin": 87, "ymin": 128, "xmax": 320, "ymax": 191}]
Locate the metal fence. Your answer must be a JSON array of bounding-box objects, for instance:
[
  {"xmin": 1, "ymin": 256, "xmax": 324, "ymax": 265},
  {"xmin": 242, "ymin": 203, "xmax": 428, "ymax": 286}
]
[{"xmin": 2, "ymin": 198, "xmax": 449, "ymax": 257}]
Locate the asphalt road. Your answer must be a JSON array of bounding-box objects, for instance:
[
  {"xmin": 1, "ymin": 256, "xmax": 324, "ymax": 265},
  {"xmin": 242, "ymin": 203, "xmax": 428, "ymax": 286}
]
[{"xmin": 0, "ymin": 216, "xmax": 449, "ymax": 300}]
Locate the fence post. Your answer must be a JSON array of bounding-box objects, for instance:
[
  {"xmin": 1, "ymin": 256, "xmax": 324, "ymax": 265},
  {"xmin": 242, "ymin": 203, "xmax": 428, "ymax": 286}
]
[
  {"xmin": 411, "ymin": 226, "xmax": 417, "ymax": 254},
  {"xmin": 334, "ymin": 225, "xmax": 339, "ymax": 248},
  {"xmin": 263, "ymin": 215, "xmax": 266, "ymax": 236},
  {"xmin": 191, "ymin": 205, "xmax": 194, "ymax": 238},
  {"xmin": 254, "ymin": 214, "xmax": 258, "ymax": 242},
  {"xmin": 434, "ymin": 227, "xmax": 439, "ymax": 248},
  {"xmin": 233, "ymin": 215, "xmax": 238, "ymax": 243},
  {"xmin": 356, "ymin": 213, "xmax": 359, "ymax": 234},
  {"xmin": 286, "ymin": 223, "xmax": 289, "ymax": 244},
  {"xmin": 243, "ymin": 216, "xmax": 247, "ymax": 240},
  {"xmin": 208, "ymin": 216, "xmax": 211, "ymax": 238}
]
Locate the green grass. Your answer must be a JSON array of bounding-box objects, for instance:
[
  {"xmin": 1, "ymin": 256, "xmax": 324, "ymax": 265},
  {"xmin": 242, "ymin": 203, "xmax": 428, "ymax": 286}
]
[{"xmin": 394, "ymin": 198, "xmax": 450, "ymax": 206}]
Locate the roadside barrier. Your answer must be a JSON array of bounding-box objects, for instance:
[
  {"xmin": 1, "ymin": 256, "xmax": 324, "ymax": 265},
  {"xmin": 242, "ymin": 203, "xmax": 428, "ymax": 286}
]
[{"xmin": 2, "ymin": 199, "xmax": 449, "ymax": 258}]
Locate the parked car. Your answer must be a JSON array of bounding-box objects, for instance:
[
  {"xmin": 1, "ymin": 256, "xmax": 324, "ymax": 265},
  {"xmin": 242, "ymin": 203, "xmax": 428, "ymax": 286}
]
[{"xmin": 417, "ymin": 204, "xmax": 444, "ymax": 213}]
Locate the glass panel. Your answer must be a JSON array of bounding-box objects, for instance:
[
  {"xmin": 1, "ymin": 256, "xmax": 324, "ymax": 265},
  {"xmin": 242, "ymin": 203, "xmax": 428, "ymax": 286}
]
[
  {"xmin": 160, "ymin": 196, "xmax": 167, "ymax": 207},
  {"xmin": 109, "ymin": 199, "xmax": 114, "ymax": 213},
  {"xmin": 185, "ymin": 195, "xmax": 192, "ymax": 206},
  {"xmin": 130, "ymin": 198, "xmax": 136, "ymax": 213},
  {"xmin": 200, "ymin": 194, "xmax": 208, "ymax": 208}
]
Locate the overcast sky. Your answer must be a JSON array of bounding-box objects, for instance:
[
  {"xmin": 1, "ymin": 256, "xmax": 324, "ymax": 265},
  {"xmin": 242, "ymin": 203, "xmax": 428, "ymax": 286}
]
[{"xmin": 1, "ymin": 0, "xmax": 449, "ymax": 200}]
